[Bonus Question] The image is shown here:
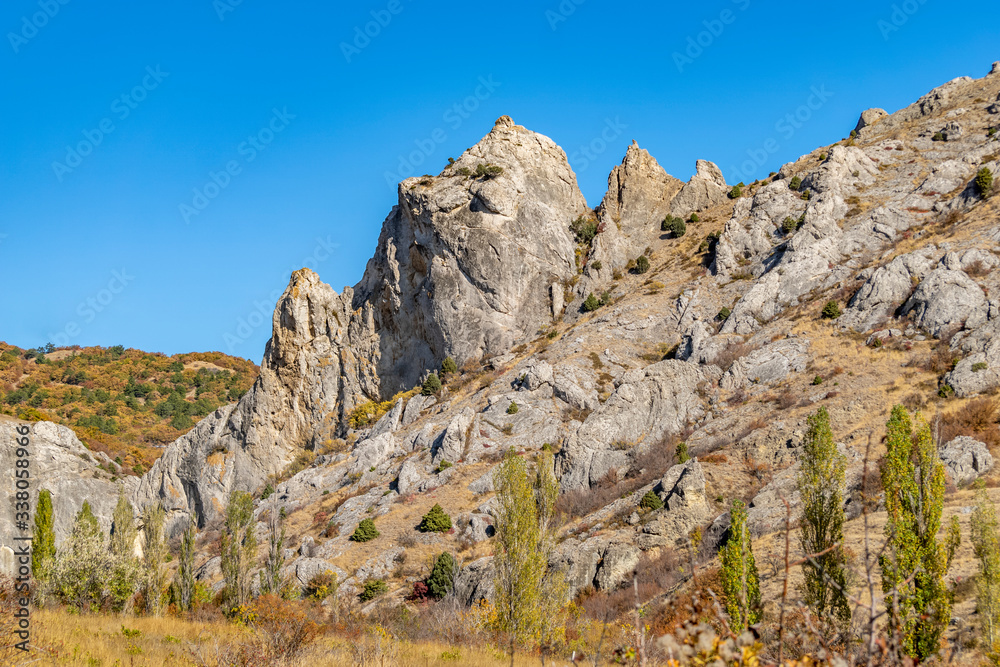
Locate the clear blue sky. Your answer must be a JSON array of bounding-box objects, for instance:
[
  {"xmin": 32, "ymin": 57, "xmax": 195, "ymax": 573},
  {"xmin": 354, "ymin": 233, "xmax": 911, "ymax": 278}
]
[{"xmin": 1, "ymin": 1, "xmax": 996, "ymax": 360}]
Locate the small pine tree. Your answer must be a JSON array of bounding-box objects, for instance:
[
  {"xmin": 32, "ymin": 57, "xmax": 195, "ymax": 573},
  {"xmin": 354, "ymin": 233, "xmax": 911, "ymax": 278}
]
[
  {"xmin": 971, "ymin": 481, "xmax": 1000, "ymax": 660},
  {"xmin": 582, "ymin": 293, "xmax": 601, "ymax": 312},
  {"xmin": 360, "ymin": 578, "xmax": 388, "ymax": 601},
  {"xmin": 427, "ymin": 552, "xmax": 457, "ymax": 599},
  {"xmin": 789, "ymin": 176, "xmax": 802, "ymax": 191},
  {"xmin": 689, "ymin": 213, "xmax": 700, "ymax": 223},
  {"xmin": 797, "ymin": 408, "xmax": 850, "ymax": 628},
  {"xmin": 418, "ymin": 504, "xmax": 452, "ymax": 533},
  {"xmin": 821, "ymin": 300, "xmax": 841, "ymax": 319},
  {"xmin": 720, "ymin": 499, "xmax": 761, "ymax": 632},
  {"xmin": 977, "ymin": 166, "xmax": 994, "ymax": 198},
  {"xmin": 639, "ymin": 490, "xmax": 664, "ymax": 511},
  {"xmin": 32, "ymin": 488, "xmax": 56, "ymax": 581},
  {"xmin": 441, "ymin": 357, "xmax": 458, "ymax": 375},
  {"xmin": 880, "ymin": 405, "xmax": 950, "ymax": 660},
  {"xmin": 635, "ymin": 255, "xmax": 650, "ymax": 274},
  {"xmin": 675, "ymin": 442, "xmax": 690, "ymax": 464},
  {"xmin": 421, "ymin": 372, "xmax": 442, "ymax": 396},
  {"xmin": 507, "ymin": 402, "xmax": 519, "ymax": 415},
  {"xmin": 351, "ymin": 518, "xmax": 380, "ymax": 542}
]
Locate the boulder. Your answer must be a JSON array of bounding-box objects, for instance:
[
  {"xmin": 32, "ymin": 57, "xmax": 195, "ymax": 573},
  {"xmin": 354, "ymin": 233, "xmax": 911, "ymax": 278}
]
[
  {"xmin": 900, "ymin": 268, "xmax": 988, "ymax": 337},
  {"xmin": 840, "ymin": 248, "xmax": 940, "ymax": 332},
  {"xmin": 640, "ymin": 460, "xmax": 712, "ymax": 547},
  {"xmin": 720, "ymin": 339, "xmax": 809, "ymax": 390},
  {"xmin": 940, "ymin": 436, "xmax": 994, "ymax": 486},
  {"xmin": 669, "ymin": 160, "xmax": 729, "ymax": 218},
  {"xmin": 854, "ymin": 108, "xmax": 888, "ymax": 133},
  {"xmin": 453, "ymin": 557, "xmax": 495, "ymax": 606},
  {"xmin": 595, "ymin": 543, "xmax": 641, "ymax": 590}
]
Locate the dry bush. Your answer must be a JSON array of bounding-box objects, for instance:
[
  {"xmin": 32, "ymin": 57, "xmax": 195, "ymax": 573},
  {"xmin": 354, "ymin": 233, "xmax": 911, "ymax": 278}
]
[
  {"xmin": 700, "ymin": 453, "xmax": 728, "ymax": 464},
  {"xmin": 647, "ymin": 567, "xmax": 725, "ymax": 636},
  {"xmin": 578, "ymin": 549, "xmax": 683, "ymax": 623},
  {"xmin": 712, "ymin": 340, "xmax": 755, "ymax": 372},
  {"xmin": 775, "ymin": 391, "xmax": 798, "ymax": 410},
  {"xmin": 902, "ymin": 392, "xmax": 926, "ymax": 412},
  {"xmin": 966, "ymin": 259, "xmax": 992, "ymax": 278},
  {"xmin": 937, "ymin": 398, "xmax": 1000, "ymax": 448}
]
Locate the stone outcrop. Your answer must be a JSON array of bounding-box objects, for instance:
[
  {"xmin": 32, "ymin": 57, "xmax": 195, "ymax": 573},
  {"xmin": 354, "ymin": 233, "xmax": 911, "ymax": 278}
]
[
  {"xmin": 940, "ymin": 436, "xmax": 994, "ymax": 486},
  {"xmin": 670, "ymin": 160, "xmax": 729, "ymax": 218},
  {"xmin": 854, "ymin": 108, "xmax": 888, "ymax": 134}
]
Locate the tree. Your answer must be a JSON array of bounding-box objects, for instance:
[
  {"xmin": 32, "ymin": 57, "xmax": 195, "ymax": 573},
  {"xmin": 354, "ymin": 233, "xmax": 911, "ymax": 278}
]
[
  {"xmin": 880, "ymin": 405, "xmax": 950, "ymax": 660},
  {"xmin": 427, "ymin": 552, "xmax": 457, "ymax": 599},
  {"xmin": 797, "ymin": 408, "xmax": 850, "ymax": 628},
  {"xmin": 75, "ymin": 500, "xmax": 100, "ymax": 540},
  {"xmin": 640, "ymin": 490, "xmax": 664, "ymax": 511},
  {"xmin": 635, "ymin": 255, "xmax": 650, "ymax": 274},
  {"xmin": 110, "ymin": 487, "xmax": 137, "ymax": 561},
  {"xmin": 582, "ymin": 293, "xmax": 601, "ymax": 312},
  {"xmin": 971, "ymin": 481, "xmax": 1000, "ymax": 662},
  {"xmin": 421, "ymin": 372, "xmax": 441, "ymax": 396},
  {"xmin": 351, "ymin": 518, "xmax": 379, "ymax": 542},
  {"xmin": 720, "ymin": 499, "xmax": 761, "ymax": 632},
  {"xmin": 142, "ymin": 503, "xmax": 168, "ymax": 615},
  {"xmin": 175, "ymin": 520, "xmax": 197, "ymax": 612},
  {"xmin": 259, "ymin": 503, "xmax": 286, "ymax": 597},
  {"xmin": 441, "ymin": 357, "xmax": 458, "ymax": 375},
  {"xmin": 32, "ymin": 488, "xmax": 56, "ymax": 582},
  {"xmin": 221, "ymin": 490, "xmax": 257, "ymax": 611},
  {"xmin": 976, "ymin": 166, "xmax": 994, "ymax": 198},
  {"xmin": 492, "ymin": 448, "xmax": 566, "ymax": 663},
  {"xmin": 418, "ymin": 504, "xmax": 452, "ymax": 533}
]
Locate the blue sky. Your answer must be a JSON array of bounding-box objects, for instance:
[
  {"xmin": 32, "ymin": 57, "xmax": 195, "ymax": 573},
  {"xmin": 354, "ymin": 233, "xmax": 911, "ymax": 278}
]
[{"xmin": 1, "ymin": 0, "xmax": 997, "ymax": 360}]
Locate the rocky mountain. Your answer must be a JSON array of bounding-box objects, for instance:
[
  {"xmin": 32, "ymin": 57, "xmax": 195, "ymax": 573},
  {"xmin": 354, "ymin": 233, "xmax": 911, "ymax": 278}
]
[{"xmin": 3, "ymin": 63, "xmax": 999, "ymax": 607}]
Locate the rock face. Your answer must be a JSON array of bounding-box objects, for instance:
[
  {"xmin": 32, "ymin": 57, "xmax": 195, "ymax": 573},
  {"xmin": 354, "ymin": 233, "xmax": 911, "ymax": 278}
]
[
  {"xmin": 670, "ymin": 160, "xmax": 729, "ymax": 218},
  {"xmin": 900, "ymin": 268, "xmax": 988, "ymax": 337},
  {"xmin": 854, "ymin": 108, "xmax": 888, "ymax": 133},
  {"xmin": 0, "ymin": 421, "xmax": 131, "ymax": 550},
  {"xmin": 940, "ymin": 436, "xmax": 994, "ymax": 486},
  {"xmin": 589, "ymin": 142, "xmax": 684, "ymax": 279}
]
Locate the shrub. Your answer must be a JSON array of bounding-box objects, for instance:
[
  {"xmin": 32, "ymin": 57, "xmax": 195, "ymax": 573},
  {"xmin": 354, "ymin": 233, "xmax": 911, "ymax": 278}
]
[
  {"xmin": 427, "ymin": 552, "xmax": 457, "ymax": 599},
  {"xmin": 582, "ymin": 293, "xmax": 601, "ymax": 312},
  {"xmin": 441, "ymin": 357, "xmax": 457, "ymax": 375},
  {"xmin": 676, "ymin": 442, "xmax": 690, "ymax": 464},
  {"xmin": 360, "ymin": 579, "xmax": 388, "ymax": 602},
  {"xmin": 812, "ymin": 376, "xmax": 824, "ymax": 385},
  {"xmin": 689, "ymin": 213, "xmax": 700, "ymax": 223},
  {"xmin": 434, "ymin": 460, "xmax": 453, "ymax": 474},
  {"xmin": 728, "ymin": 184, "xmax": 743, "ymax": 199},
  {"xmin": 715, "ymin": 307, "xmax": 731, "ymax": 322},
  {"xmin": 570, "ymin": 216, "xmax": 599, "ymax": 245},
  {"xmin": 351, "ymin": 518, "xmax": 379, "ymax": 543},
  {"xmin": 782, "ymin": 216, "xmax": 799, "ymax": 234},
  {"xmin": 304, "ymin": 570, "xmax": 338, "ymax": 601},
  {"xmin": 668, "ymin": 217, "xmax": 687, "ymax": 238},
  {"xmin": 421, "ymin": 372, "xmax": 442, "ymax": 396},
  {"xmin": 591, "ymin": 260, "xmax": 602, "ymax": 271},
  {"xmin": 976, "ymin": 167, "xmax": 994, "ymax": 198},
  {"xmin": 418, "ymin": 504, "xmax": 452, "ymax": 533},
  {"xmin": 789, "ymin": 176, "xmax": 802, "ymax": 191},
  {"xmin": 973, "ymin": 362, "xmax": 988, "ymax": 372},
  {"xmin": 821, "ymin": 301, "xmax": 841, "ymax": 319},
  {"xmin": 506, "ymin": 401, "xmax": 519, "ymax": 415},
  {"xmin": 801, "ymin": 189, "xmax": 812, "ymax": 200},
  {"xmin": 635, "ymin": 255, "xmax": 650, "ymax": 274},
  {"xmin": 639, "ymin": 490, "xmax": 664, "ymax": 511},
  {"xmin": 474, "ymin": 163, "xmax": 503, "ymax": 179},
  {"xmin": 932, "ymin": 132, "xmax": 946, "ymax": 142}
]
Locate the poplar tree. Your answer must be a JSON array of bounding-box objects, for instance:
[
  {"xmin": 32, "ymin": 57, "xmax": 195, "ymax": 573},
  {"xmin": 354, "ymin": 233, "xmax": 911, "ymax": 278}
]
[
  {"xmin": 260, "ymin": 502, "xmax": 285, "ymax": 596},
  {"xmin": 880, "ymin": 405, "xmax": 950, "ymax": 660},
  {"xmin": 142, "ymin": 503, "xmax": 168, "ymax": 615},
  {"xmin": 797, "ymin": 407, "xmax": 850, "ymax": 627},
  {"xmin": 720, "ymin": 499, "xmax": 761, "ymax": 632},
  {"xmin": 175, "ymin": 520, "xmax": 197, "ymax": 611},
  {"xmin": 221, "ymin": 490, "xmax": 257, "ymax": 611},
  {"xmin": 971, "ymin": 481, "xmax": 1000, "ymax": 661},
  {"xmin": 31, "ymin": 488, "xmax": 56, "ymax": 581},
  {"xmin": 110, "ymin": 487, "xmax": 137, "ymax": 560}
]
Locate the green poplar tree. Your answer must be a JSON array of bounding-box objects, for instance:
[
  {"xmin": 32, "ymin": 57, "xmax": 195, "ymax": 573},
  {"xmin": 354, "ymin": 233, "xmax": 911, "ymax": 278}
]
[
  {"xmin": 220, "ymin": 490, "xmax": 257, "ymax": 611},
  {"xmin": 720, "ymin": 499, "xmax": 761, "ymax": 632},
  {"xmin": 142, "ymin": 503, "xmax": 167, "ymax": 615},
  {"xmin": 175, "ymin": 520, "xmax": 197, "ymax": 611},
  {"xmin": 110, "ymin": 486, "xmax": 137, "ymax": 560},
  {"xmin": 971, "ymin": 481, "xmax": 1000, "ymax": 661},
  {"xmin": 797, "ymin": 407, "xmax": 850, "ymax": 628},
  {"xmin": 31, "ymin": 488, "xmax": 56, "ymax": 581},
  {"xmin": 880, "ymin": 405, "xmax": 950, "ymax": 660}
]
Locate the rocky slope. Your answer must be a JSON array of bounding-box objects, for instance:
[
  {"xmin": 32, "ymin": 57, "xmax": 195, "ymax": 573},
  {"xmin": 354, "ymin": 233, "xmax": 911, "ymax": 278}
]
[{"xmin": 3, "ymin": 63, "xmax": 1000, "ymax": 606}]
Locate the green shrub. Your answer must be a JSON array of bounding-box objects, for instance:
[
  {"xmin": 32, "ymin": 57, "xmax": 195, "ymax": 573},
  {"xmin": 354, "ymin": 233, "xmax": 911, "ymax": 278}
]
[
  {"xmin": 789, "ymin": 176, "xmax": 802, "ymax": 191},
  {"xmin": 434, "ymin": 460, "xmax": 452, "ymax": 474},
  {"xmin": 591, "ymin": 260, "xmax": 602, "ymax": 271},
  {"xmin": 938, "ymin": 384, "xmax": 955, "ymax": 398},
  {"xmin": 728, "ymin": 184, "xmax": 743, "ymax": 199},
  {"xmin": 635, "ymin": 256, "xmax": 650, "ymax": 274},
  {"xmin": 782, "ymin": 217, "xmax": 799, "ymax": 234},
  {"xmin": 506, "ymin": 402, "xmax": 519, "ymax": 415},
  {"xmin": 664, "ymin": 216, "xmax": 686, "ymax": 238},
  {"xmin": 976, "ymin": 167, "xmax": 994, "ymax": 198},
  {"xmin": 441, "ymin": 357, "xmax": 458, "ymax": 375},
  {"xmin": 639, "ymin": 490, "xmax": 664, "ymax": 511},
  {"xmin": 260, "ymin": 483, "xmax": 274, "ymax": 500},
  {"xmin": 427, "ymin": 552, "xmax": 457, "ymax": 599},
  {"xmin": 821, "ymin": 301, "xmax": 841, "ymax": 319},
  {"xmin": 474, "ymin": 163, "xmax": 503, "ymax": 179},
  {"xmin": 418, "ymin": 504, "xmax": 452, "ymax": 533},
  {"xmin": 676, "ymin": 442, "xmax": 690, "ymax": 464},
  {"xmin": 819, "ymin": 153, "xmax": 827, "ymax": 161},
  {"xmin": 457, "ymin": 167, "xmax": 471, "ymax": 177},
  {"xmin": 932, "ymin": 132, "xmax": 945, "ymax": 142},
  {"xmin": 716, "ymin": 307, "xmax": 731, "ymax": 322},
  {"xmin": 421, "ymin": 372, "xmax": 442, "ymax": 396},
  {"xmin": 972, "ymin": 362, "xmax": 988, "ymax": 372},
  {"xmin": 801, "ymin": 190, "xmax": 812, "ymax": 201},
  {"xmin": 360, "ymin": 578, "xmax": 388, "ymax": 601},
  {"xmin": 351, "ymin": 518, "xmax": 379, "ymax": 543},
  {"xmin": 689, "ymin": 213, "xmax": 700, "ymax": 223},
  {"xmin": 599, "ymin": 291, "xmax": 612, "ymax": 307},
  {"xmin": 582, "ymin": 293, "xmax": 601, "ymax": 312},
  {"xmin": 812, "ymin": 376, "xmax": 824, "ymax": 385},
  {"xmin": 988, "ymin": 127, "xmax": 996, "ymax": 137},
  {"xmin": 570, "ymin": 216, "xmax": 599, "ymax": 245}
]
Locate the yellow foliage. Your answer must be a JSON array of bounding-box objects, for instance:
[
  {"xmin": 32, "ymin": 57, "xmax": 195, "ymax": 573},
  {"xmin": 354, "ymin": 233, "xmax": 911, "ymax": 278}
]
[{"xmin": 348, "ymin": 387, "xmax": 419, "ymax": 429}]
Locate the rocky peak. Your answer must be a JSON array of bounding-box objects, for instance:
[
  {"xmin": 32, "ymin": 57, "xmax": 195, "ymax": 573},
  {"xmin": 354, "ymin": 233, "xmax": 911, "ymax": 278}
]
[{"xmin": 693, "ymin": 159, "xmax": 727, "ymax": 189}]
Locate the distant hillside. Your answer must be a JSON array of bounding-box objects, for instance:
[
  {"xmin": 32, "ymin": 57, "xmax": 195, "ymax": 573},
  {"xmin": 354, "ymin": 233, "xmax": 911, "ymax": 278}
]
[{"xmin": 0, "ymin": 343, "xmax": 258, "ymax": 475}]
